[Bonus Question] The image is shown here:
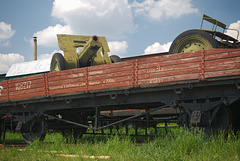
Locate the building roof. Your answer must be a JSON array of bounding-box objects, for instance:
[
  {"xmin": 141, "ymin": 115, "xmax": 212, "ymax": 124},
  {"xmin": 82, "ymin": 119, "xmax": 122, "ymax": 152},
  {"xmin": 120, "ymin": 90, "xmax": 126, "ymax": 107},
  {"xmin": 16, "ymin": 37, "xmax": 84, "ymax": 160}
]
[{"xmin": 6, "ymin": 58, "xmax": 51, "ymax": 77}]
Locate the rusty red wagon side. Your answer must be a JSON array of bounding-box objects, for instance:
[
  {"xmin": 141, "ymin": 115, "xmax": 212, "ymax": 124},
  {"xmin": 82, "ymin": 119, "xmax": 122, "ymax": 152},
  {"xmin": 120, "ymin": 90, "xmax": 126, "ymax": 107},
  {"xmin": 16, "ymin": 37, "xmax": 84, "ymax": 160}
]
[{"xmin": 1, "ymin": 48, "xmax": 240, "ymax": 143}]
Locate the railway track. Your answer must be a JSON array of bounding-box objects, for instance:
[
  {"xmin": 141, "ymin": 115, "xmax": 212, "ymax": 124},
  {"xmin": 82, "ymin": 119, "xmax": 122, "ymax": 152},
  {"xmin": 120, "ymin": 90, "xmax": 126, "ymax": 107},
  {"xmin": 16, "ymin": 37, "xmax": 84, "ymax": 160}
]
[
  {"xmin": 0, "ymin": 121, "xmax": 179, "ymax": 148},
  {"xmin": 0, "ymin": 142, "xmax": 28, "ymax": 149}
]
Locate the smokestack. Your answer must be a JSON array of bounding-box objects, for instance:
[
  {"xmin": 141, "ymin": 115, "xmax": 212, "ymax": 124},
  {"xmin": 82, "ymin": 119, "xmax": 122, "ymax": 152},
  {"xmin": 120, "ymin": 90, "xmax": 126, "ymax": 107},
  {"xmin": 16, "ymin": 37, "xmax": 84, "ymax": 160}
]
[{"xmin": 33, "ymin": 37, "xmax": 37, "ymax": 61}]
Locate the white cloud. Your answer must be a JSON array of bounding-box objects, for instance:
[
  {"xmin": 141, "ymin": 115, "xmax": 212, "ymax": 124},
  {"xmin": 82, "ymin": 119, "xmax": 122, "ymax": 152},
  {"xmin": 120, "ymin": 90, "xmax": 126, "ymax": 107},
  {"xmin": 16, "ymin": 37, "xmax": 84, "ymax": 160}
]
[
  {"xmin": 33, "ymin": 0, "xmax": 136, "ymax": 48},
  {"xmin": 131, "ymin": 0, "xmax": 198, "ymax": 21},
  {"xmin": 0, "ymin": 53, "xmax": 24, "ymax": 74},
  {"xmin": 51, "ymin": 0, "xmax": 135, "ymax": 38},
  {"xmin": 32, "ymin": 0, "xmax": 198, "ymax": 52},
  {"xmin": 33, "ymin": 24, "xmax": 72, "ymax": 47},
  {"xmin": 108, "ymin": 41, "xmax": 128, "ymax": 57},
  {"xmin": 144, "ymin": 42, "xmax": 172, "ymax": 55},
  {"xmin": 0, "ymin": 22, "xmax": 16, "ymax": 47},
  {"xmin": 38, "ymin": 50, "xmax": 64, "ymax": 60},
  {"xmin": 225, "ymin": 20, "xmax": 240, "ymax": 41}
]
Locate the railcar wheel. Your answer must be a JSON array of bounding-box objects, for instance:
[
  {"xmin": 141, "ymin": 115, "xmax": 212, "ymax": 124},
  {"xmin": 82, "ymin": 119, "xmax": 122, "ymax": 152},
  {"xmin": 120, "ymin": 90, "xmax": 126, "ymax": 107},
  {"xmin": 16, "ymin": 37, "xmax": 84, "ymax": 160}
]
[
  {"xmin": 169, "ymin": 29, "xmax": 219, "ymax": 54},
  {"xmin": 50, "ymin": 53, "xmax": 65, "ymax": 72},
  {"xmin": 207, "ymin": 105, "xmax": 232, "ymax": 136},
  {"xmin": 180, "ymin": 105, "xmax": 232, "ymax": 136},
  {"xmin": 229, "ymin": 100, "xmax": 240, "ymax": 134},
  {"xmin": 22, "ymin": 116, "xmax": 47, "ymax": 144},
  {"xmin": 61, "ymin": 113, "xmax": 87, "ymax": 142}
]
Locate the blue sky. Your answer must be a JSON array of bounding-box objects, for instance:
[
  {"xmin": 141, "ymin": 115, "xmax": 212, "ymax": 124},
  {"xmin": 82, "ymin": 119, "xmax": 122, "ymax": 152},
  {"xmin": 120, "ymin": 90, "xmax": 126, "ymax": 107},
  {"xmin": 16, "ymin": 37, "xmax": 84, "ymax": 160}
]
[{"xmin": 0, "ymin": 0, "xmax": 240, "ymax": 74}]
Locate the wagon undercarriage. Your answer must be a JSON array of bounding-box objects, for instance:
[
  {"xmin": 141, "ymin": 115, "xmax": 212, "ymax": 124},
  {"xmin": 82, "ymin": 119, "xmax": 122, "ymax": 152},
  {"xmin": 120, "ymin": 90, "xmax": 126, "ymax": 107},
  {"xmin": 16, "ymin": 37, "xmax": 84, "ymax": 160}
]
[{"xmin": 1, "ymin": 75, "xmax": 240, "ymax": 143}]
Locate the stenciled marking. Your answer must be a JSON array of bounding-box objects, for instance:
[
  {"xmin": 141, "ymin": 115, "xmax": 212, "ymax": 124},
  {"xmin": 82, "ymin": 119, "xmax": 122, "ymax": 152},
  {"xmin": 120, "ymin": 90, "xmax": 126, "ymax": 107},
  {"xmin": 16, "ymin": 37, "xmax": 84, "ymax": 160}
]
[
  {"xmin": 15, "ymin": 81, "xmax": 32, "ymax": 91},
  {"xmin": 70, "ymin": 73, "xmax": 84, "ymax": 78},
  {"xmin": 0, "ymin": 86, "xmax": 3, "ymax": 95},
  {"xmin": 49, "ymin": 83, "xmax": 86, "ymax": 90},
  {"xmin": 89, "ymin": 70, "xmax": 103, "ymax": 75}
]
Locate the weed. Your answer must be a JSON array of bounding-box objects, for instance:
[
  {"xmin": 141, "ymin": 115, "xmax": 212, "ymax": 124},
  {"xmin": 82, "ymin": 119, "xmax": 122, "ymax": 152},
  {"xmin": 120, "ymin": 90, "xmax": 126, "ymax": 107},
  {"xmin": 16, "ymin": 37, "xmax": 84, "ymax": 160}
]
[{"xmin": 0, "ymin": 128, "xmax": 240, "ymax": 160}]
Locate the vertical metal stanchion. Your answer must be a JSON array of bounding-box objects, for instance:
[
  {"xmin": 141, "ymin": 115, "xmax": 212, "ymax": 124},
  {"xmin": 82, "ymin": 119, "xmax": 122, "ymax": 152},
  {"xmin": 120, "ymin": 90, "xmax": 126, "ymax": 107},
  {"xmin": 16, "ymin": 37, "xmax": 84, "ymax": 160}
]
[
  {"xmin": 95, "ymin": 107, "xmax": 100, "ymax": 131},
  {"xmin": 135, "ymin": 124, "xmax": 138, "ymax": 136},
  {"xmin": 165, "ymin": 121, "xmax": 168, "ymax": 134},
  {"xmin": 145, "ymin": 108, "xmax": 149, "ymax": 136},
  {"xmin": 125, "ymin": 122, "xmax": 128, "ymax": 135}
]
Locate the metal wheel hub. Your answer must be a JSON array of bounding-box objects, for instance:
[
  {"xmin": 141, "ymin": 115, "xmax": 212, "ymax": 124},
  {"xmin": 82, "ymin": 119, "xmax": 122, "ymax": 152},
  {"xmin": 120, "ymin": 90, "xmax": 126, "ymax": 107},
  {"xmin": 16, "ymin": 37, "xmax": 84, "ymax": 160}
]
[
  {"xmin": 176, "ymin": 35, "xmax": 213, "ymax": 53},
  {"xmin": 169, "ymin": 29, "xmax": 219, "ymax": 54},
  {"xmin": 51, "ymin": 60, "xmax": 60, "ymax": 72},
  {"xmin": 181, "ymin": 42, "xmax": 207, "ymax": 53}
]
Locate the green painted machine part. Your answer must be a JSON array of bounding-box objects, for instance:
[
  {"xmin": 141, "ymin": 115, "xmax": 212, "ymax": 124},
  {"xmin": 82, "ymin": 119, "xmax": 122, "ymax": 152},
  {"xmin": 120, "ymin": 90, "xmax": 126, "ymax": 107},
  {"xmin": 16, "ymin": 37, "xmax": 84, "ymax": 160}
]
[
  {"xmin": 169, "ymin": 14, "xmax": 239, "ymax": 54},
  {"xmin": 50, "ymin": 34, "xmax": 118, "ymax": 72}
]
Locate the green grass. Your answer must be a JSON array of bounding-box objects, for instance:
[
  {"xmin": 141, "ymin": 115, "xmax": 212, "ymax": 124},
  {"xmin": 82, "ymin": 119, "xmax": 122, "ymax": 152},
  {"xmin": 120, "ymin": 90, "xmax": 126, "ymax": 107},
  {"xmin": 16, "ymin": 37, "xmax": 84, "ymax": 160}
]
[{"xmin": 0, "ymin": 128, "xmax": 240, "ymax": 160}]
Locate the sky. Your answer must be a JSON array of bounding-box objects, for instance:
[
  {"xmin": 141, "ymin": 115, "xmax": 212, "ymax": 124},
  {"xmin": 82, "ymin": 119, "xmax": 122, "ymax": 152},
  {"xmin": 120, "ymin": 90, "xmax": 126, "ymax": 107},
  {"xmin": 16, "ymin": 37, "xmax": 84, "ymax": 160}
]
[{"xmin": 0, "ymin": 0, "xmax": 240, "ymax": 74}]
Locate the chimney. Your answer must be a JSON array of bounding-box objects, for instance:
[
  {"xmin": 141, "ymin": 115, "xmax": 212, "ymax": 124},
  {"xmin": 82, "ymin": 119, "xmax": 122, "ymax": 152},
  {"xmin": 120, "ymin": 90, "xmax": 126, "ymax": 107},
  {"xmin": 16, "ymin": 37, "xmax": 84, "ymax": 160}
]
[{"xmin": 33, "ymin": 37, "xmax": 37, "ymax": 61}]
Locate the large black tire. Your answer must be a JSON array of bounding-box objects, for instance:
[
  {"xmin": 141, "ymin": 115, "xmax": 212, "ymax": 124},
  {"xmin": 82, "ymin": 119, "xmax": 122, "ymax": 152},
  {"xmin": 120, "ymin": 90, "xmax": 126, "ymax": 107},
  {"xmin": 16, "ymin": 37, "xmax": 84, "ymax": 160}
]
[
  {"xmin": 169, "ymin": 29, "xmax": 219, "ymax": 54},
  {"xmin": 50, "ymin": 53, "xmax": 65, "ymax": 72},
  {"xmin": 110, "ymin": 55, "xmax": 121, "ymax": 63}
]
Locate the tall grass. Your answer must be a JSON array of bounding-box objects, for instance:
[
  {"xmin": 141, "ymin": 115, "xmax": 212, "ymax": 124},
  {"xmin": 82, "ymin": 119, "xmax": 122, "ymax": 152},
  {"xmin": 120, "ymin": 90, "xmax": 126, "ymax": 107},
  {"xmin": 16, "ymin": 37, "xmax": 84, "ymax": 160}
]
[{"xmin": 0, "ymin": 128, "xmax": 240, "ymax": 160}]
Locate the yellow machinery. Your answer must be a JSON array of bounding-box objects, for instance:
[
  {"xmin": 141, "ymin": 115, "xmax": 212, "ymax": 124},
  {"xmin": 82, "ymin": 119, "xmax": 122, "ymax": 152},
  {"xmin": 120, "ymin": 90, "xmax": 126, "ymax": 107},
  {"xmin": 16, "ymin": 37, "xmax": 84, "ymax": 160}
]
[
  {"xmin": 50, "ymin": 34, "xmax": 120, "ymax": 72},
  {"xmin": 169, "ymin": 14, "xmax": 239, "ymax": 54}
]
